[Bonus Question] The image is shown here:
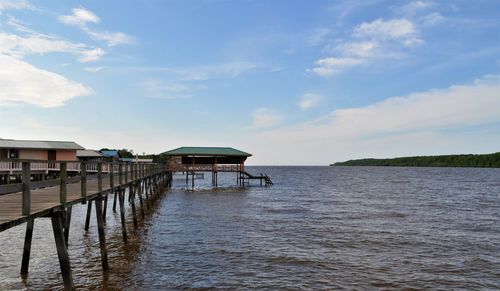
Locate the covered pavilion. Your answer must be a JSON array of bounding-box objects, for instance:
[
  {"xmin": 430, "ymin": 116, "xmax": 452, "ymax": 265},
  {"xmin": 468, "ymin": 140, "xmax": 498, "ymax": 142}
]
[{"xmin": 162, "ymin": 147, "xmax": 272, "ymax": 187}]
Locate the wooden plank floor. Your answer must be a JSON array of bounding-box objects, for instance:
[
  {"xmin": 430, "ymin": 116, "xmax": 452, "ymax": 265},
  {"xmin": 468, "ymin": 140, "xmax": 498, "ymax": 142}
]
[{"xmin": 0, "ymin": 174, "xmax": 136, "ymax": 232}]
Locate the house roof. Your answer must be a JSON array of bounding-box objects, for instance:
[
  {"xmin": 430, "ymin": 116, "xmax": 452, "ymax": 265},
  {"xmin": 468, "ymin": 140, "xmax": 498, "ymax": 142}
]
[
  {"xmin": 100, "ymin": 150, "xmax": 119, "ymax": 158},
  {"xmin": 0, "ymin": 139, "xmax": 84, "ymax": 150},
  {"xmin": 162, "ymin": 147, "xmax": 252, "ymax": 157},
  {"xmin": 77, "ymin": 150, "xmax": 103, "ymax": 158}
]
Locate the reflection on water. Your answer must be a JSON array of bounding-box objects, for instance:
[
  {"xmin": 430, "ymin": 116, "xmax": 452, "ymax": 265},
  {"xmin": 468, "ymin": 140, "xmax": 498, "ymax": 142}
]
[{"xmin": 0, "ymin": 166, "xmax": 499, "ymax": 289}]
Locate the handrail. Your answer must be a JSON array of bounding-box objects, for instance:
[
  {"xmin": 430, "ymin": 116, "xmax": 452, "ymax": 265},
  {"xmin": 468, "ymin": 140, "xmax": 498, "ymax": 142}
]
[{"xmin": 0, "ymin": 160, "xmax": 168, "ymax": 219}]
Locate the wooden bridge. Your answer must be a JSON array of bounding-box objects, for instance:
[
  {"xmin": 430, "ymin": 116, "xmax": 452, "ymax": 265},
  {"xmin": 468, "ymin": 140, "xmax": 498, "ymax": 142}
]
[{"xmin": 0, "ymin": 159, "xmax": 171, "ymax": 290}]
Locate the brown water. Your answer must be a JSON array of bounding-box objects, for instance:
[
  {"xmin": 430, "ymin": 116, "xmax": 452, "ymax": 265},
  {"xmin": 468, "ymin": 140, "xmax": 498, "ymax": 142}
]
[{"xmin": 1, "ymin": 166, "xmax": 499, "ymax": 289}]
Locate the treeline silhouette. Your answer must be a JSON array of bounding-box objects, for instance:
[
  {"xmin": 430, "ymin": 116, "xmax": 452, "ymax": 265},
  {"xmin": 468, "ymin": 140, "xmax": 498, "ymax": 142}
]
[{"xmin": 331, "ymin": 152, "xmax": 500, "ymax": 168}]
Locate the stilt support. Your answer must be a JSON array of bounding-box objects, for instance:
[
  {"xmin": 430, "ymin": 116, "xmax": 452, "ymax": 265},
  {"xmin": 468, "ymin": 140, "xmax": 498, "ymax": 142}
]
[
  {"xmin": 84, "ymin": 200, "xmax": 92, "ymax": 231},
  {"xmin": 94, "ymin": 196, "xmax": 109, "ymax": 271},
  {"xmin": 20, "ymin": 218, "xmax": 35, "ymax": 274},
  {"xmin": 118, "ymin": 189, "xmax": 128, "ymax": 243},
  {"xmin": 51, "ymin": 212, "xmax": 74, "ymax": 290}
]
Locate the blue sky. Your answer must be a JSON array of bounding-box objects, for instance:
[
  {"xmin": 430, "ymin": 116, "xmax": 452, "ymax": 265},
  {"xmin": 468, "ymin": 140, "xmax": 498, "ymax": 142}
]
[{"xmin": 0, "ymin": 0, "xmax": 499, "ymax": 164}]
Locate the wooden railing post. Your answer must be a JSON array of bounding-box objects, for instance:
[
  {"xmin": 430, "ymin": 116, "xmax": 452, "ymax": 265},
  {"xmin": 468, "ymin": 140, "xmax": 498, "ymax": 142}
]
[
  {"xmin": 97, "ymin": 162, "xmax": 102, "ymax": 193},
  {"xmin": 81, "ymin": 161, "xmax": 87, "ymax": 201},
  {"xmin": 119, "ymin": 163, "xmax": 123, "ymax": 186},
  {"xmin": 110, "ymin": 162, "xmax": 114, "ymax": 190},
  {"xmin": 125, "ymin": 163, "xmax": 128, "ymax": 183},
  {"xmin": 22, "ymin": 162, "xmax": 31, "ymax": 216},
  {"xmin": 60, "ymin": 162, "xmax": 67, "ymax": 206}
]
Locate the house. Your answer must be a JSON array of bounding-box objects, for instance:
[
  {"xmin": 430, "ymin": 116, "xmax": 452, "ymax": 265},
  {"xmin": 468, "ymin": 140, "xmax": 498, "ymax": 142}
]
[
  {"xmin": 77, "ymin": 149, "xmax": 103, "ymax": 161},
  {"xmin": 100, "ymin": 150, "xmax": 120, "ymax": 162},
  {"xmin": 0, "ymin": 138, "xmax": 84, "ymax": 161}
]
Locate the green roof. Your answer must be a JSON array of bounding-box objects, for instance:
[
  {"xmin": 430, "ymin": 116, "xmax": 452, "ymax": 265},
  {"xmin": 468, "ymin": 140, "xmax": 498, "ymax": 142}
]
[
  {"xmin": 0, "ymin": 139, "xmax": 84, "ymax": 150},
  {"xmin": 162, "ymin": 147, "xmax": 252, "ymax": 157}
]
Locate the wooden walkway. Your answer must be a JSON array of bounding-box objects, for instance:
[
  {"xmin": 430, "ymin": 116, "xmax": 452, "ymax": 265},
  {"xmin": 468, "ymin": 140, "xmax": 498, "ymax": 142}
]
[
  {"xmin": 0, "ymin": 160, "xmax": 171, "ymax": 290},
  {"xmin": 1, "ymin": 174, "xmax": 121, "ymax": 231}
]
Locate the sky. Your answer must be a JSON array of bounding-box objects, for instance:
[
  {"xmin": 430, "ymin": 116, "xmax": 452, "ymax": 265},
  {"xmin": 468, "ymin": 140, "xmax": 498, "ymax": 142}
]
[{"xmin": 0, "ymin": 0, "xmax": 499, "ymax": 165}]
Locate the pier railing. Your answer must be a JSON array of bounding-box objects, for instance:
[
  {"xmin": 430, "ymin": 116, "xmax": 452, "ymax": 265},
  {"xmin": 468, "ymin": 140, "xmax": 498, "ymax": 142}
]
[
  {"xmin": 168, "ymin": 164, "xmax": 241, "ymax": 172},
  {"xmin": 0, "ymin": 160, "xmax": 124, "ymax": 174},
  {"xmin": 0, "ymin": 159, "xmax": 166, "ymax": 216}
]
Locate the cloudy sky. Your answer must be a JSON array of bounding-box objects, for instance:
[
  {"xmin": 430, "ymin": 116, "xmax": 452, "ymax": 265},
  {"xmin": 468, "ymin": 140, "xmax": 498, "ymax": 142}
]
[{"xmin": 0, "ymin": 0, "xmax": 499, "ymax": 165}]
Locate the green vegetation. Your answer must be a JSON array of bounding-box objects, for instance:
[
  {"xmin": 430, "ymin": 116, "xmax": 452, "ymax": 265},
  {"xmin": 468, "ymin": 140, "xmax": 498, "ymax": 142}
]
[{"xmin": 331, "ymin": 152, "xmax": 500, "ymax": 168}]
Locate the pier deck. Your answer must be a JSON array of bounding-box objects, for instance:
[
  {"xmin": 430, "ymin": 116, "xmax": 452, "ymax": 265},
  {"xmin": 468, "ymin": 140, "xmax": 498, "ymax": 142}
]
[
  {"xmin": 0, "ymin": 173, "xmax": 126, "ymax": 232},
  {"xmin": 0, "ymin": 159, "xmax": 171, "ymax": 290}
]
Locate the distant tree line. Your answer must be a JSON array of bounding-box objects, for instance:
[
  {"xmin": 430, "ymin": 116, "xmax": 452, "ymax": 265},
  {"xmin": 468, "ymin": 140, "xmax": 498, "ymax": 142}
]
[{"xmin": 331, "ymin": 152, "xmax": 500, "ymax": 168}]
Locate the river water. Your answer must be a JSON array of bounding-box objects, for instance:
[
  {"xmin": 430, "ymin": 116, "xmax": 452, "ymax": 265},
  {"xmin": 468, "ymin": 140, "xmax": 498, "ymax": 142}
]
[{"xmin": 1, "ymin": 166, "xmax": 499, "ymax": 290}]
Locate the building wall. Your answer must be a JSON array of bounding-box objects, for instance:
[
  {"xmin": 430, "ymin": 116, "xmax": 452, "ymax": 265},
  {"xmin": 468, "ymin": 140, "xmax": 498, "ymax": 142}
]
[
  {"xmin": 19, "ymin": 149, "xmax": 48, "ymax": 160},
  {"xmin": 56, "ymin": 150, "xmax": 77, "ymax": 161}
]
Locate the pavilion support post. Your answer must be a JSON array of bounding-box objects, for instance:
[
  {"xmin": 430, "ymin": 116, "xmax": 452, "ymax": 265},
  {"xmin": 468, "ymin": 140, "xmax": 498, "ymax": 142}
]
[
  {"xmin": 84, "ymin": 201, "xmax": 92, "ymax": 231},
  {"xmin": 94, "ymin": 195, "xmax": 109, "ymax": 271},
  {"xmin": 20, "ymin": 218, "xmax": 35, "ymax": 274},
  {"xmin": 51, "ymin": 211, "xmax": 74, "ymax": 290}
]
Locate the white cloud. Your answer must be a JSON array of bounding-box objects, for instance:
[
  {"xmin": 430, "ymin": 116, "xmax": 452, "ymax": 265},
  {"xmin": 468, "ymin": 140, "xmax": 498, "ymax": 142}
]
[
  {"xmin": 83, "ymin": 29, "xmax": 133, "ymax": 47},
  {"xmin": 59, "ymin": 7, "xmax": 133, "ymax": 47},
  {"xmin": 421, "ymin": 12, "xmax": 445, "ymax": 26},
  {"xmin": 0, "ymin": 54, "xmax": 91, "ymax": 107},
  {"xmin": 310, "ymin": 57, "xmax": 364, "ymax": 76},
  {"xmin": 307, "ymin": 28, "xmax": 332, "ymax": 46},
  {"xmin": 298, "ymin": 93, "xmax": 323, "ymax": 110},
  {"xmin": 78, "ymin": 48, "xmax": 105, "ymax": 62},
  {"xmin": 310, "ymin": 18, "xmax": 422, "ymax": 76},
  {"xmin": 247, "ymin": 75, "xmax": 500, "ymax": 164},
  {"xmin": 132, "ymin": 61, "xmax": 260, "ymax": 81},
  {"xmin": 396, "ymin": 1, "xmax": 433, "ymax": 15},
  {"xmin": 0, "ymin": 32, "xmax": 105, "ymax": 62},
  {"xmin": 84, "ymin": 66, "xmax": 105, "ymax": 73},
  {"xmin": 59, "ymin": 7, "xmax": 100, "ymax": 26},
  {"xmin": 251, "ymin": 108, "xmax": 284, "ymax": 129},
  {"xmin": 354, "ymin": 18, "xmax": 421, "ymax": 46},
  {"xmin": 140, "ymin": 80, "xmax": 192, "ymax": 99},
  {"xmin": 0, "ymin": 0, "xmax": 32, "ymax": 11}
]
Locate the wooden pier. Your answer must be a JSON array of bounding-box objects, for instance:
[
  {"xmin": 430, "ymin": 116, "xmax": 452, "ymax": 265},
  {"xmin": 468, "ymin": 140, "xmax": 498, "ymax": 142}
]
[{"xmin": 0, "ymin": 159, "xmax": 171, "ymax": 290}]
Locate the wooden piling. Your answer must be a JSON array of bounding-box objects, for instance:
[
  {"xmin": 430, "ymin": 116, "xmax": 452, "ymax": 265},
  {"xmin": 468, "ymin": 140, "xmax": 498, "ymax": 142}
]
[
  {"xmin": 64, "ymin": 205, "xmax": 72, "ymax": 245},
  {"xmin": 84, "ymin": 201, "xmax": 92, "ymax": 232},
  {"xmin": 51, "ymin": 212, "xmax": 74, "ymax": 290},
  {"xmin": 118, "ymin": 189, "xmax": 128, "ymax": 243},
  {"xmin": 94, "ymin": 195, "xmax": 109, "ymax": 271},
  {"xmin": 20, "ymin": 218, "xmax": 34, "ymax": 274},
  {"xmin": 130, "ymin": 186, "xmax": 138, "ymax": 228}
]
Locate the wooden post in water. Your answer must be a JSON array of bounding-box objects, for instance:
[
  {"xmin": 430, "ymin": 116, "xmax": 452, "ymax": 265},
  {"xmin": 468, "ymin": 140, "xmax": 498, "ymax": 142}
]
[
  {"xmin": 64, "ymin": 205, "xmax": 72, "ymax": 245},
  {"xmin": 84, "ymin": 200, "xmax": 92, "ymax": 232},
  {"xmin": 51, "ymin": 211, "xmax": 74, "ymax": 290},
  {"xmin": 94, "ymin": 194, "xmax": 109, "ymax": 271},
  {"xmin": 20, "ymin": 218, "xmax": 34, "ymax": 274},
  {"xmin": 118, "ymin": 163, "xmax": 128, "ymax": 243},
  {"xmin": 22, "ymin": 162, "xmax": 31, "ymax": 216}
]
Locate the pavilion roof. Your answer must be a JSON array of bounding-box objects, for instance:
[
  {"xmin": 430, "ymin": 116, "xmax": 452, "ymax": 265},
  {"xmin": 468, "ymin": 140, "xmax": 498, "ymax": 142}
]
[{"xmin": 162, "ymin": 147, "xmax": 252, "ymax": 157}]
